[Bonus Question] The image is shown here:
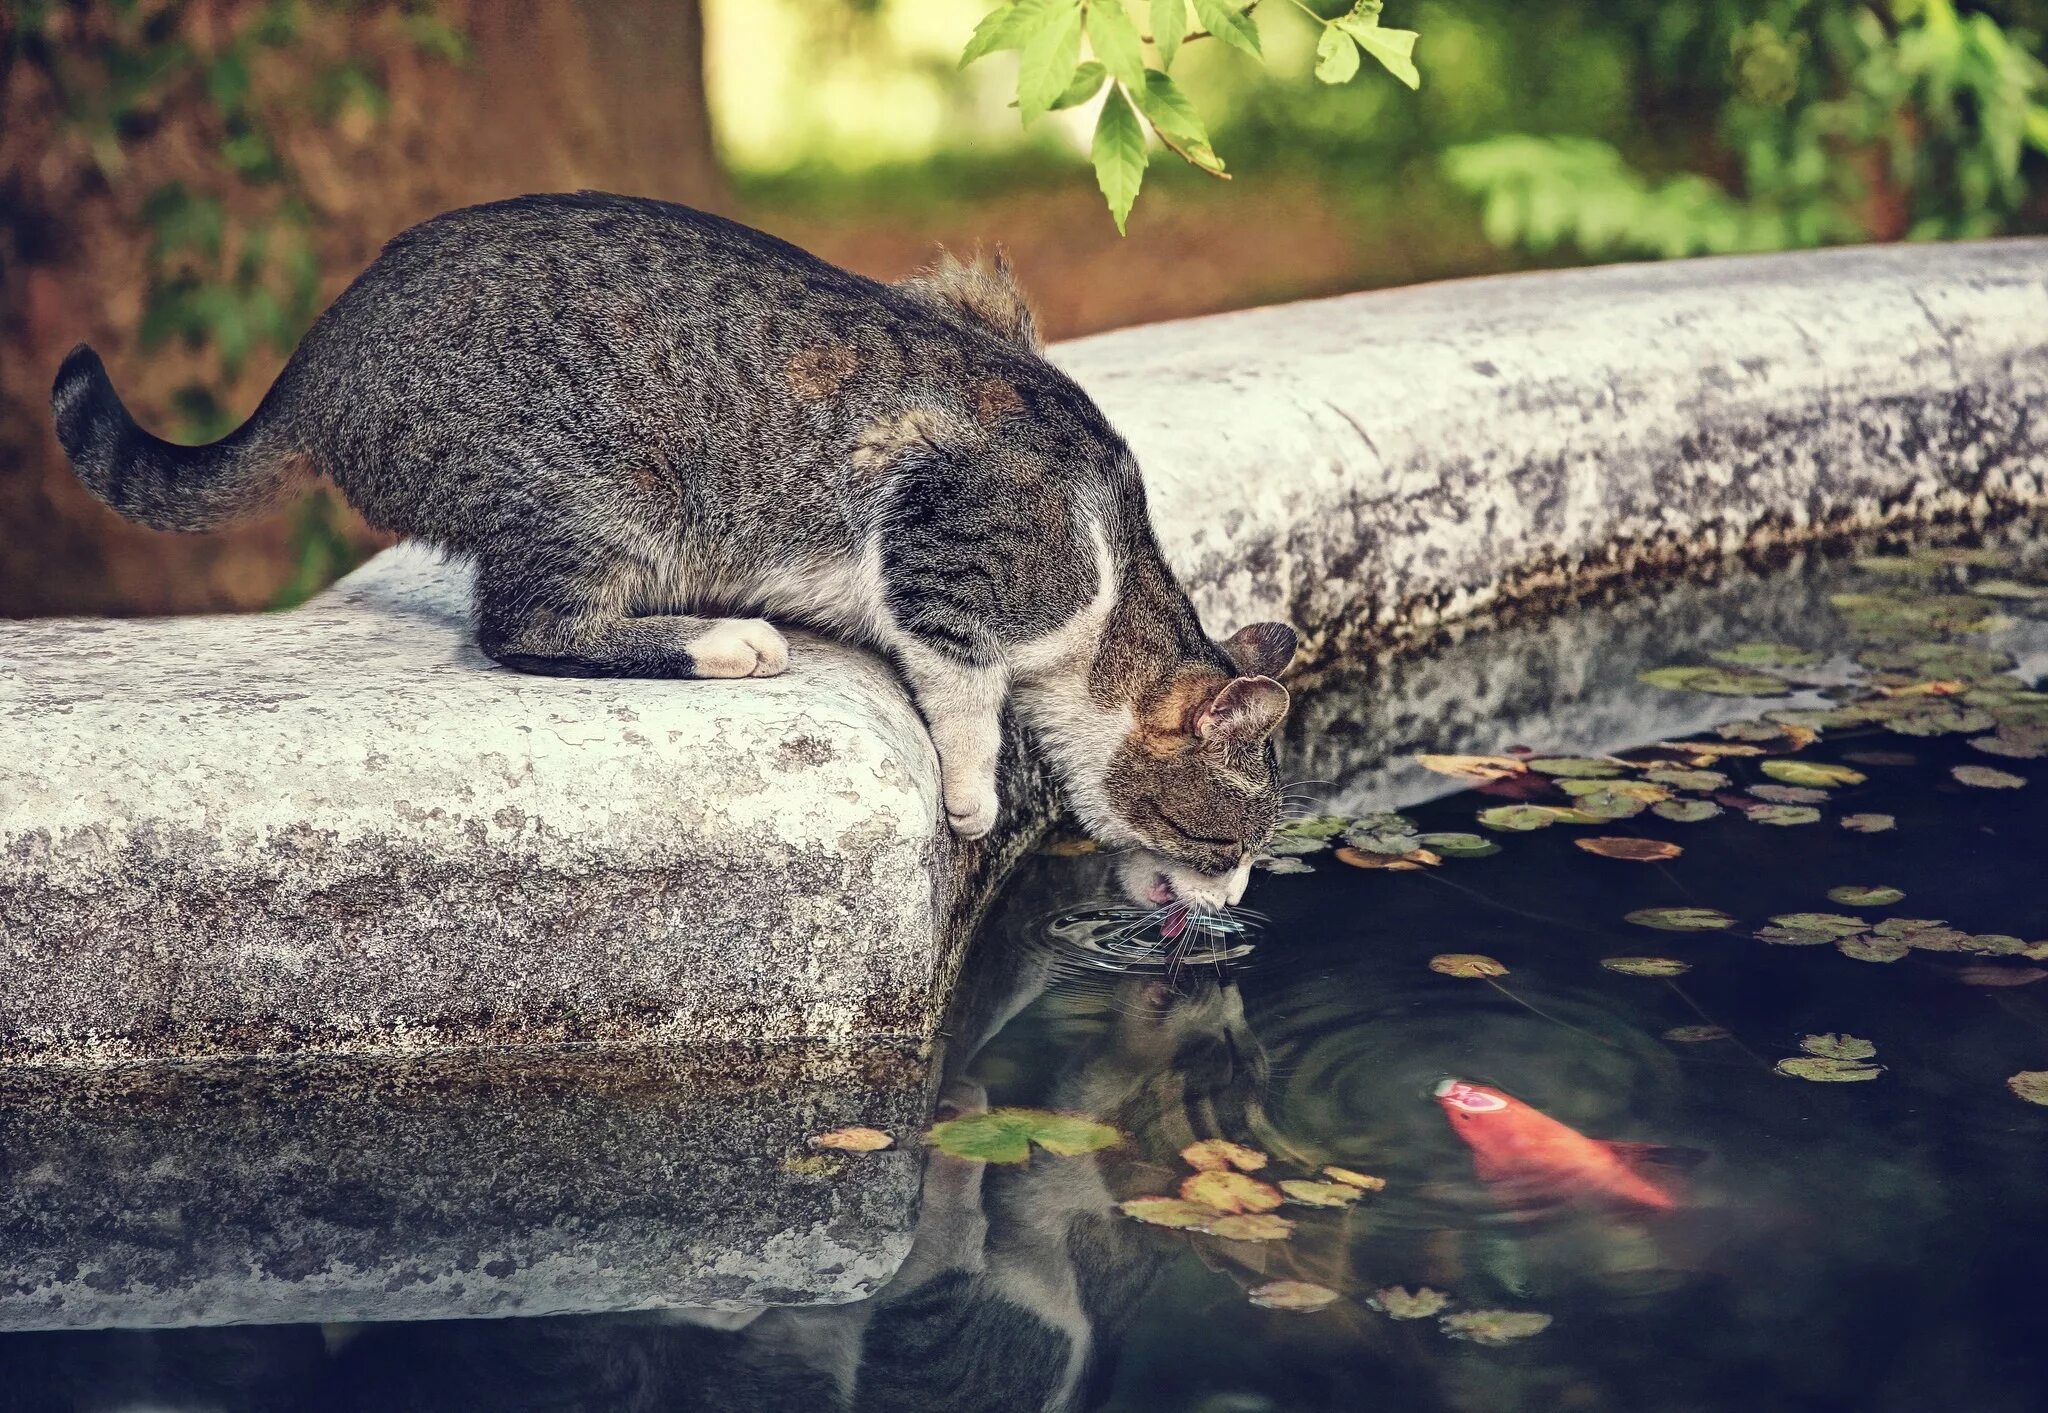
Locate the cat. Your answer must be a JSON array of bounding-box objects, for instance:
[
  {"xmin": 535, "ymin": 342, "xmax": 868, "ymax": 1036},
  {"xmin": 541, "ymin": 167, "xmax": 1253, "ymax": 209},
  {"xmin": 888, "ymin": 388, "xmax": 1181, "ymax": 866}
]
[{"xmin": 51, "ymin": 191, "xmax": 1297, "ymax": 909}]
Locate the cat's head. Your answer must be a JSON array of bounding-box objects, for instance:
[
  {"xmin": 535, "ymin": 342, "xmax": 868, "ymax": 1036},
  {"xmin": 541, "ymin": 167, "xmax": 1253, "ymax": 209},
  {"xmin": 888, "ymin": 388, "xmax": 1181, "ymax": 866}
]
[{"xmin": 1097, "ymin": 622, "xmax": 1297, "ymax": 912}]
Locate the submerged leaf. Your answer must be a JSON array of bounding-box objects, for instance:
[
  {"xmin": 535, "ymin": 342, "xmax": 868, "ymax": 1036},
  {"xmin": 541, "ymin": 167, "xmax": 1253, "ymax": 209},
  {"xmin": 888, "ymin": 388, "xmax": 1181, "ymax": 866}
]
[
  {"xmin": 1575, "ymin": 836, "xmax": 1683, "ymax": 861},
  {"xmin": 929, "ymin": 1108, "xmax": 1121, "ymax": 1164},
  {"xmin": 1750, "ymin": 784, "xmax": 1829, "ymax": 805},
  {"xmin": 1280, "ymin": 1179, "xmax": 1364, "ymax": 1208},
  {"xmin": 1801, "ymin": 1033, "xmax": 1877, "ymax": 1060},
  {"xmin": 1182, "ymin": 1170, "xmax": 1284, "ymax": 1214},
  {"xmin": 1627, "ymin": 906, "xmax": 1736, "ymax": 932},
  {"xmin": 1441, "ymin": 1309, "xmax": 1554, "ymax": 1345},
  {"xmin": 1952, "ymin": 764, "xmax": 2027, "ymax": 789},
  {"xmin": 1120, "ymin": 1196, "xmax": 1221, "ymax": 1229},
  {"xmin": 1181, "ymin": 1139, "xmax": 1269, "ymax": 1173},
  {"xmin": 1249, "ymin": 1279, "xmax": 1340, "ymax": 1311},
  {"xmin": 1775, "ymin": 1055, "xmax": 1883, "ymax": 1082},
  {"xmin": 811, "ymin": 1126, "xmax": 894, "ymax": 1153},
  {"xmin": 1828, "ymin": 885, "xmax": 1904, "ymax": 906},
  {"xmin": 1323, "ymin": 1166, "xmax": 1386, "ymax": 1191},
  {"xmin": 1841, "ymin": 813, "xmax": 1897, "ymax": 833},
  {"xmin": 1430, "ymin": 953, "xmax": 1508, "ymax": 978},
  {"xmin": 1370, "ymin": 1285, "xmax": 1451, "ymax": 1319},
  {"xmin": 1601, "ymin": 956, "xmax": 1691, "ymax": 977},
  {"xmin": 1748, "ymin": 805, "xmax": 1822, "ymax": 826},
  {"xmin": 1208, "ymin": 1212, "xmax": 1294, "ymax": 1242},
  {"xmin": 1639, "ymin": 665, "xmax": 1791, "ymax": 697},
  {"xmin": 1663, "ymin": 1024, "xmax": 1732, "ymax": 1043}
]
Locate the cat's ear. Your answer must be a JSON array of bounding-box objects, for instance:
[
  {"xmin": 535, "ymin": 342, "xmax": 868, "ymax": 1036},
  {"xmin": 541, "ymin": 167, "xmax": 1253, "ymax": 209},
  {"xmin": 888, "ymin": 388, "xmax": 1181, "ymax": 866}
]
[
  {"xmin": 894, "ymin": 249, "xmax": 1042, "ymax": 352},
  {"xmin": 1219, "ymin": 622, "xmax": 1298, "ymax": 679},
  {"xmin": 1195, "ymin": 676, "xmax": 1290, "ymax": 746}
]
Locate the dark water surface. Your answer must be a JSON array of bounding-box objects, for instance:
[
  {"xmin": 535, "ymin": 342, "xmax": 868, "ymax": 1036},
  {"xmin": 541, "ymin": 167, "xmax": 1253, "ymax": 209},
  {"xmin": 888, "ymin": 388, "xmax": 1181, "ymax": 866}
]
[{"xmin": 5, "ymin": 527, "xmax": 2048, "ymax": 1412}]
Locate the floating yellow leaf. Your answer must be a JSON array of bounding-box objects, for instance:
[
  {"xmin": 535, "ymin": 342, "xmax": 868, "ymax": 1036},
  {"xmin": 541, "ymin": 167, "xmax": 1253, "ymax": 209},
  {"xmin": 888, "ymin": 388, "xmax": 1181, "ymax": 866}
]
[
  {"xmin": 1762, "ymin": 760, "xmax": 1866, "ymax": 788},
  {"xmin": 2007, "ymin": 1072, "xmax": 2048, "ymax": 1106},
  {"xmin": 1335, "ymin": 845, "xmax": 1442, "ymax": 870},
  {"xmin": 1430, "ymin": 953, "xmax": 1508, "ymax": 978},
  {"xmin": 1662, "ymin": 740, "xmax": 1768, "ymax": 758},
  {"xmin": 1953, "ymin": 764, "xmax": 2027, "ymax": 789},
  {"xmin": 1249, "ymin": 1279, "xmax": 1340, "ymax": 1311},
  {"xmin": 1209, "ymin": 1213, "xmax": 1294, "ymax": 1241},
  {"xmin": 1415, "ymin": 754, "xmax": 1527, "ymax": 781},
  {"xmin": 1370, "ymin": 1285, "xmax": 1451, "ymax": 1319},
  {"xmin": 1279, "ymin": 1179, "xmax": 1363, "ymax": 1208},
  {"xmin": 1800, "ymin": 1033, "xmax": 1876, "ymax": 1060},
  {"xmin": 1558, "ymin": 778, "xmax": 1670, "ymax": 802},
  {"xmin": 1526, "ymin": 756, "xmax": 1627, "ymax": 777},
  {"xmin": 1601, "ymin": 957, "xmax": 1691, "ymax": 977},
  {"xmin": 1576, "ymin": 836, "xmax": 1683, "ymax": 862},
  {"xmin": 1181, "ymin": 1139, "xmax": 1269, "ymax": 1173},
  {"xmin": 1323, "ymin": 1166, "xmax": 1387, "ymax": 1191},
  {"xmin": 1119, "ymin": 1196, "xmax": 1222, "ymax": 1230},
  {"xmin": 811, "ymin": 1126, "xmax": 894, "ymax": 1153},
  {"xmin": 1181, "ymin": 1170, "xmax": 1284, "ymax": 1214},
  {"xmin": 1441, "ymin": 1309, "xmax": 1554, "ymax": 1345}
]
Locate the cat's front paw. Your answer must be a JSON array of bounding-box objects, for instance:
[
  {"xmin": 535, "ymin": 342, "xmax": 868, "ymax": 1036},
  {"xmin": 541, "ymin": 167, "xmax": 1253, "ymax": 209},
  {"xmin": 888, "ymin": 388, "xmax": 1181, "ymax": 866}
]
[
  {"xmin": 686, "ymin": 618, "xmax": 789, "ymax": 678},
  {"xmin": 944, "ymin": 782, "xmax": 1000, "ymax": 840}
]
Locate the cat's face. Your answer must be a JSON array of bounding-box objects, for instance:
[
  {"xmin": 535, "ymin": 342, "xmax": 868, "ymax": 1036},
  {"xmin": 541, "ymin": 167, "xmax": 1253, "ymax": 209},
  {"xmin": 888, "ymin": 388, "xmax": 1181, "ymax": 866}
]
[{"xmin": 1102, "ymin": 623, "xmax": 1296, "ymax": 912}]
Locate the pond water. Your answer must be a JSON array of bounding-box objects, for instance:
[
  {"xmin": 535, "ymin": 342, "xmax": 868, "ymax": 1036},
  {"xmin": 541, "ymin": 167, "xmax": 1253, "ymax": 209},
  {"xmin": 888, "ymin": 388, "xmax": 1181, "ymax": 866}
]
[{"xmin": 5, "ymin": 525, "xmax": 2048, "ymax": 1411}]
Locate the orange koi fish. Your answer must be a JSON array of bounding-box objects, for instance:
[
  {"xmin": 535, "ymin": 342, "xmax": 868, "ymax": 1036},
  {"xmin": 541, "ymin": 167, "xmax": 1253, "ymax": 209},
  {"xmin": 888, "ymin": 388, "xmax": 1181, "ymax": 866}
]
[{"xmin": 1435, "ymin": 1078, "xmax": 1697, "ymax": 1211}]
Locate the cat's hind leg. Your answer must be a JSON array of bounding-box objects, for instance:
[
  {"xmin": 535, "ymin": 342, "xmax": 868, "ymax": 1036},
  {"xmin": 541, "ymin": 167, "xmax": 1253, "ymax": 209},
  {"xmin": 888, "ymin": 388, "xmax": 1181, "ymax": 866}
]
[{"xmin": 475, "ymin": 554, "xmax": 789, "ymax": 680}]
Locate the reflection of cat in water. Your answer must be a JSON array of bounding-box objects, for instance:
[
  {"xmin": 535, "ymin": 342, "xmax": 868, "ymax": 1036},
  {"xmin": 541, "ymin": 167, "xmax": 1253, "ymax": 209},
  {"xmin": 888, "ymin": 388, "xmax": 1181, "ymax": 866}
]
[{"xmin": 317, "ymin": 973, "xmax": 1270, "ymax": 1412}]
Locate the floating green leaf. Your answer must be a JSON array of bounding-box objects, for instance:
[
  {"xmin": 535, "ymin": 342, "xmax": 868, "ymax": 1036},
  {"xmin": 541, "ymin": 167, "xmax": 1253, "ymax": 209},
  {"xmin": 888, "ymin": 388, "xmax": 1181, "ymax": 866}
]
[
  {"xmin": 1478, "ymin": 804, "xmax": 1575, "ymax": 832},
  {"xmin": 1558, "ymin": 777, "xmax": 1669, "ymax": 802},
  {"xmin": 1645, "ymin": 768, "xmax": 1730, "ymax": 791},
  {"xmin": 1430, "ymin": 953, "xmax": 1508, "ymax": 978},
  {"xmin": 929, "ymin": 1108, "xmax": 1121, "ymax": 1164},
  {"xmin": 2007, "ymin": 1072, "xmax": 2048, "ymax": 1106},
  {"xmin": 1756, "ymin": 925, "xmax": 1841, "ymax": 946},
  {"xmin": 1209, "ymin": 1212, "xmax": 1294, "ymax": 1241},
  {"xmin": 1710, "ymin": 643, "xmax": 1822, "ymax": 669},
  {"xmin": 1953, "ymin": 764, "xmax": 2027, "ymax": 789},
  {"xmin": 1838, "ymin": 933, "xmax": 1910, "ymax": 963},
  {"xmin": 1883, "ymin": 703, "xmax": 1997, "ymax": 737},
  {"xmin": 1601, "ymin": 956, "xmax": 1691, "ymax": 976},
  {"xmin": 1654, "ymin": 799, "xmax": 1722, "ymax": 823},
  {"xmin": 1841, "ymin": 813, "xmax": 1896, "ymax": 833},
  {"xmin": 1639, "ymin": 665, "xmax": 1792, "ymax": 697},
  {"xmin": 1566, "ymin": 789, "xmax": 1649, "ymax": 820},
  {"xmin": 1627, "ymin": 906, "xmax": 1737, "ymax": 932},
  {"xmin": 1856, "ymin": 643, "xmax": 2014, "ymax": 680},
  {"xmin": 1750, "ymin": 784, "xmax": 1829, "ymax": 805},
  {"xmin": 1748, "ymin": 805, "xmax": 1821, "ymax": 826},
  {"xmin": 1762, "ymin": 760, "xmax": 1866, "ymax": 788},
  {"xmin": 1829, "ymin": 591, "xmax": 1999, "ymax": 637},
  {"xmin": 1801, "ymin": 1033, "xmax": 1876, "ymax": 1060},
  {"xmin": 1828, "ymin": 885, "xmax": 1904, "ymax": 907},
  {"xmin": 1775, "ymin": 1055, "xmax": 1883, "ymax": 1082},
  {"xmin": 1770, "ymin": 913, "xmax": 1870, "ymax": 937},
  {"xmin": 1343, "ymin": 812, "xmax": 1425, "ymax": 855},
  {"xmin": 1526, "ymin": 757, "xmax": 1627, "ymax": 778},
  {"xmin": 1420, "ymin": 831, "xmax": 1501, "ymax": 858}
]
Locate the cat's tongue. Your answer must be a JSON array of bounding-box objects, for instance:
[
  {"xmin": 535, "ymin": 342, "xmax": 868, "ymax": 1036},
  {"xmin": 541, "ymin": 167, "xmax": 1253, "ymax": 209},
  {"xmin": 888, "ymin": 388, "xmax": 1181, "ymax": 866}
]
[{"xmin": 1161, "ymin": 906, "xmax": 1189, "ymax": 941}]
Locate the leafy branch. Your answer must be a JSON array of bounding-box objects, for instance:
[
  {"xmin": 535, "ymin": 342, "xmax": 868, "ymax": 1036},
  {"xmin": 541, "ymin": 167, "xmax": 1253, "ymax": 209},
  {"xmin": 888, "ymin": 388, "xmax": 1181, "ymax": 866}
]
[{"xmin": 963, "ymin": 0, "xmax": 1422, "ymax": 232}]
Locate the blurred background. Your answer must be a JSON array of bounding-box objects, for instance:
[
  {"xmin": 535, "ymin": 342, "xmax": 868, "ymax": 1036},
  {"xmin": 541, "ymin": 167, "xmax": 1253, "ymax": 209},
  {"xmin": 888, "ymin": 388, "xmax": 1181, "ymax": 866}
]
[{"xmin": 4, "ymin": 0, "xmax": 2046, "ymax": 618}]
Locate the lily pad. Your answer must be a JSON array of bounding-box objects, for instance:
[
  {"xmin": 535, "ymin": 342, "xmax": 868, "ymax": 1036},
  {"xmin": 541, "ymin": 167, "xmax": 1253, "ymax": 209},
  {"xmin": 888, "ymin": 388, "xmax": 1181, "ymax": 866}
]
[
  {"xmin": 1639, "ymin": 665, "xmax": 1792, "ymax": 697},
  {"xmin": 1841, "ymin": 813, "xmax": 1896, "ymax": 833},
  {"xmin": 1775, "ymin": 1055, "xmax": 1884, "ymax": 1082},
  {"xmin": 1370, "ymin": 1286, "xmax": 1450, "ymax": 1319},
  {"xmin": 1952, "ymin": 764, "xmax": 2027, "ymax": 789},
  {"xmin": 1558, "ymin": 778, "xmax": 1670, "ymax": 802},
  {"xmin": 1430, "ymin": 953, "xmax": 1508, "ymax": 978},
  {"xmin": 1267, "ymin": 815, "xmax": 1347, "ymax": 855},
  {"xmin": 1663, "ymin": 1024, "xmax": 1731, "ymax": 1042},
  {"xmin": 810, "ymin": 1126, "xmax": 894, "ymax": 1153},
  {"xmin": 1762, "ymin": 760, "xmax": 1866, "ymax": 789},
  {"xmin": 1716, "ymin": 720, "xmax": 1801, "ymax": 743},
  {"xmin": 1182, "ymin": 1170, "xmax": 1284, "ymax": 1214},
  {"xmin": 1249, "ymin": 1279, "xmax": 1340, "ymax": 1311},
  {"xmin": 1748, "ymin": 805, "xmax": 1822, "ymax": 826},
  {"xmin": 1974, "ymin": 579, "xmax": 2048, "ymax": 600},
  {"xmin": 1209, "ymin": 1213, "xmax": 1294, "ymax": 1242},
  {"xmin": 1644, "ymin": 768, "xmax": 1731, "ymax": 791},
  {"xmin": 1755, "ymin": 926, "xmax": 1841, "ymax": 946},
  {"xmin": 1829, "ymin": 591, "xmax": 1999, "ymax": 637},
  {"xmin": 1857, "ymin": 643, "xmax": 2014, "ymax": 680},
  {"xmin": 1323, "ymin": 1166, "xmax": 1386, "ymax": 1191},
  {"xmin": 2007, "ymin": 1072, "xmax": 2048, "ymax": 1106},
  {"xmin": 1420, "ymin": 831, "xmax": 1502, "ymax": 859},
  {"xmin": 1526, "ymin": 757, "xmax": 1627, "ymax": 778},
  {"xmin": 1842, "ymin": 750, "xmax": 1917, "ymax": 767},
  {"xmin": 1972, "ymin": 729, "xmax": 2048, "ymax": 760},
  {"xmin": 1279, "ymin": 1179, "xmax": 1364, "ymax": 1208},
  {"xmin": 1565, "ymin": 789, "xmax": 1650, "ymax": 821},
  {"xmin": 1478, "ymin": 804, "xmax": 1574, "ymax": 832},
  {"xmin": 1801, "ymin": 1033, "xmax": 1876, "ymax": 1060},
  {"xmin": 1342, "ymin": 813, "xmax": 1425, "ymax": 855},
  {"xmin": 1627, "ymin": 906, "xmax": 1736, "ymax": 932},
  {"xmin": 1828, "ymin": 885, "xmax": 1904, "ymax": 906},
  {"xmin": 1601, "ymin": 956, "xmax": 1691, "ymax": 977},
  {"xmin": 1838, "ymin": 933, "xmax": 1911, "ymax": 963},
  {"xmin": 1576, "ymin": 837, "xmax": 1682, "ymax": 862},
  {"xmin": 1767, "ymin": 707, "xmax": 1871, "ymax": 731},
  {"xmin": 928, "ymin": 1108, "xmax": 1121, "ymax": 1164},
  {"xmin": 1441, "ymin": 1309, "xmax": 1554, "ymax": 1345},
  {"xmin": 1654, "ymin": 799, "xmax": 1723, "ymax": 822},
  {"xmin": 1709, "ymin": 643, "xmax": 1822, "ymax": 669},
  {"xmin": 1750, "ymin": 784, "xmax": 1829, "ymax": 805},
  {"xmin": 1180, "ymin": 1139, "xmax": 1269, "ymax": 1173},
  {"xmin": 1770, "ymin": 913, "xmax": 1870, "ymax": 937},
  {"xmin": 1119, "ymin": 1197, "xmax": 1222, "ymax": 1230},
  {"xmin": 1335, "ymin": 846, "xmax": 1439, "ymax": 871}
]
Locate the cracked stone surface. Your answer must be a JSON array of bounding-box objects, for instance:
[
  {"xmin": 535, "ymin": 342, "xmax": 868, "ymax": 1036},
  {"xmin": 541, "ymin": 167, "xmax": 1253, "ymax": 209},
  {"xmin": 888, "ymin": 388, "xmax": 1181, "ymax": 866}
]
[{"xmin": 2, "ymin": 242, "xmax": 2046, "ymax": 1326}]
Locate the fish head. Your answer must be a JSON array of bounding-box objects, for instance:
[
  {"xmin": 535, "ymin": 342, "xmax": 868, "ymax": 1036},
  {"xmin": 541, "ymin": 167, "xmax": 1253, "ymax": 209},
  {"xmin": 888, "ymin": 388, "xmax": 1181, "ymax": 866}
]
[{"xmin": 1434, "ymin": 1077, "xmax": 1513, "ymax": 1122}]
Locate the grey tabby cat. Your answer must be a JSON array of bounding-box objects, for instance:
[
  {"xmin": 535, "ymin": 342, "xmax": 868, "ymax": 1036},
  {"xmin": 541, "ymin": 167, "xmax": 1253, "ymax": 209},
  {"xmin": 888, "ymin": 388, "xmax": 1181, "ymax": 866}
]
[{"xmin": 51, "ymin": 192, "xmax": 1296, "ymax": 909}]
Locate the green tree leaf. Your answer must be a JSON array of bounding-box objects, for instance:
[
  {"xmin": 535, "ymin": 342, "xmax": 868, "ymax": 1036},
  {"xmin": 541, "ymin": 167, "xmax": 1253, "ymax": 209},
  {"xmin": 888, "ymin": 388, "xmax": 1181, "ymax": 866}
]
[
  {"xmin": 1191, "ymin": 0, "xmax": 1261, "ymax": 58},
  {"xmin": 962, "ymin": 0, "xmax": 1060, "ymax": 67},
  {"xmin": 1086, "ymin": 1, "xmax": 1147, "ymax": 94},
  {"xmin": 1091, "ymin": 83, "xmax": 1148, "ymax": 233},
  {"xmin": 1017, "ymin": 4, "xmax": 1085, "ymax": 123},
  {"xmin": 1050, "ymin": 61, "xmax": 1108, "ymax": 109},
  {"xmin": 1137, "ymin": 69, "xmax": 1222, "ymax": 171},
  {"xmin": 1337, "ymin": 12, "xmax": 1419, "ymax": 89},
  {"xmin": 1315, "ymin": 25, "xmax": 1360, "ymax": 84},
  {"xmin": 1151, "ymin": 0, "xmax": 1186, "ymax": 69}
]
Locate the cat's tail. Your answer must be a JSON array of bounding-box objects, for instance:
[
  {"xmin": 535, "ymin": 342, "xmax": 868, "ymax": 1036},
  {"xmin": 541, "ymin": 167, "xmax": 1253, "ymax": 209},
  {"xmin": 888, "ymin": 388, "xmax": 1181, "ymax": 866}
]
[{"xmin": 51, "ymin": 344, "xmax": 310, "ymax": 531}]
